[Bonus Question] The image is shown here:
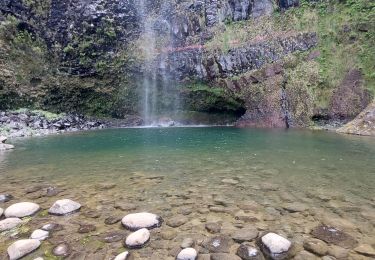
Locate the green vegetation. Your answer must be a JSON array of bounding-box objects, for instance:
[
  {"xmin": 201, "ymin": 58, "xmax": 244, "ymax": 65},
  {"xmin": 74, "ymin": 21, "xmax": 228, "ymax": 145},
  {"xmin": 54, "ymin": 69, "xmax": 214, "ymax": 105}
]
[
  {"xmin": 181, "ymin": 82, "xmax": 245, "ymax": 114},
  {"xmin": 206, "ymin": 0, "xmax": 375, "ymax": 100}
]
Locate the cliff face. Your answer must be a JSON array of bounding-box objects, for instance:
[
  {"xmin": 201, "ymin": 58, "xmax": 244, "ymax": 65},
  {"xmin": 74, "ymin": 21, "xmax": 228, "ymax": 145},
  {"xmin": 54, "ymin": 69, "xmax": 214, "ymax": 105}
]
[{"xmin": 0, "ymin": 0, "xmax": 373, "ymax": 128}]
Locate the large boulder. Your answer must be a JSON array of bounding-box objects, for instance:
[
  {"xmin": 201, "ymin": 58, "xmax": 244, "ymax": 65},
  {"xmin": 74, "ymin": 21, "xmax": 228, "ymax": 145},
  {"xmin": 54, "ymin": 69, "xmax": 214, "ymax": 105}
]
[
  {"xmin": 121, "ymin": 212, "xmax": 163, "ymax": 231},
  {"xmin": 5, "ymin": 202, "xmax": 40, "ymax": 218},
  {"xmin": 7, "ymin": 239, "xmax": 41, "ymax": 260},
  {"xmin": 48, "ymin": 199, "xmax": 81, "ymax": 215}
]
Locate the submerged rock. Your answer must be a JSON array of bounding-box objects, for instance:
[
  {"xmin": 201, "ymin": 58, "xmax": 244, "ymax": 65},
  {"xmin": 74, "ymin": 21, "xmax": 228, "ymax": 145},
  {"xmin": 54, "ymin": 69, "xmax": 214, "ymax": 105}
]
[
  {"xmin": 5, "ymin": 202, "xmax": 40, "ymax": 218},
  {"xmin": 176, "ymin": 247, "xmax": 197, "ymax": 260},
  {"xmin": 237, "ymin": 244, "xmax": 264, "ymax": 260},
  {"xmin": 100, "ymin": 231, "xmax": 126, "ymax": 243},
  {"xmin": 205, "ymin": 222, "xmax": 221, "ymax": 233},
  {"xmin": 260, "ymin": 233, "xmax": 292, "ymax": 259},
  {"xmin": 114, "ymin": 251, "xmax": 131, "ymax": 260},
  {"xmin": 231, "ymin": 228, "xmax": 259, "ymax": 242},
  {"xmin": 105, "ymin": 216, "xmax": 122, "ymax": 225},
  {"xmin": 202, "ymin": 235, "xmax": 233, "ymax": 253},
  {"xmin": 166, "ymin": 215, "xmax": 189, "ymax": 228},
  {"xmin": 48, "ymin": 199, "xmax": 81, "ymax": 215},
  {"xmin": 0, "ymin": 194, "xmax": 13, "ymax": 203},
  {"xmin": 303, "ymin": 238, "xmax": 328, "ymax": 256},
  {"xmin": 210, "ymin": 253, "xmax": 242, "ymax": 260},
  {"xmin": 354, "ymin": 244, "xmax": 375, "ymax": 257},
  {"xmin": 0, "ymin": 218, "xmax": 23, "ymax": 232},
  {"xmin": 41, "ymin": 223, "xmax": 63, "ymax": 232},
  {"xmin": 122, "ymin": 212, "xmax": 163, "ymax": 231},
  {"xmin": 311, "ymin": 225, "xmax": 358, "ymax": 248},
  {"xmin": 7, "ymin": 239, "xmax": 41, "ymax": 260},
  {"xmin": 181, "ymin": 238, "xmax": 194, "ymax": 248},
  {"xmin": 52, "ymin": 243, "xmax": 71, "ymax": 257},
  {"xmin": 125, "ymin": 228, "xmax": 150, "ymax": 249},
  {"xmin": 30, "ymin": 229, "xmax": 49, "ymax": 240},
  {"xmin": 78, "ymin": 224, "xmax": 96, "ymax": 233},
  {"xmin": 0, "ymin": 143, "xmax": 14, "ymax": 150}
]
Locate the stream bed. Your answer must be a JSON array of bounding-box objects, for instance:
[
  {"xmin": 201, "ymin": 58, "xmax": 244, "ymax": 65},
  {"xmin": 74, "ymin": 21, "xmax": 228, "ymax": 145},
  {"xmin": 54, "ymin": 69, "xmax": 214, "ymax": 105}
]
[{"xmin": 0, "ymin": 127, "xmax": 374, "ymax": 259}]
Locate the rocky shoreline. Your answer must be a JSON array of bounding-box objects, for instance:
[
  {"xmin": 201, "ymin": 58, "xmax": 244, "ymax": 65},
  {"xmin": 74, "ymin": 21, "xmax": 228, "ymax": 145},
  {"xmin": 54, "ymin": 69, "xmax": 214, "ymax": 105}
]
[{"xmin": 0, "ymin": 109, "xmax": 144, "ymax": 139}]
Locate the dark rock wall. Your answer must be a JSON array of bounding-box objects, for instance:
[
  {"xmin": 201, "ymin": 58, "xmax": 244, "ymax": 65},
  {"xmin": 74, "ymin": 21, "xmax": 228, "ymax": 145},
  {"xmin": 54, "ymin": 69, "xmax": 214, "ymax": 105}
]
[{"xmin": 1, "ymin": 0, "xmax": 370, "ymax": 128}]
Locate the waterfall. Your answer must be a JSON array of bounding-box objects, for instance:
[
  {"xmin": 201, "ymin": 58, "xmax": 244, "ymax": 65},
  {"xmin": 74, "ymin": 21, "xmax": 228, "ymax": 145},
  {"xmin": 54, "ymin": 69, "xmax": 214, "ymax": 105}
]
[{"xmin": 137, "ymin": 0, "xmax": 178, "ymax": 127}]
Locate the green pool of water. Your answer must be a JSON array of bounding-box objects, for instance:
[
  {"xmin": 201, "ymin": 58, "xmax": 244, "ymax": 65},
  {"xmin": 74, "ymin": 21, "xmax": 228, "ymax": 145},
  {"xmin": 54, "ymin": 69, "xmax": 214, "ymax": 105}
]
[{"xmin": 0, "ymin": 127, "xmax": 374, "ymax": 259}]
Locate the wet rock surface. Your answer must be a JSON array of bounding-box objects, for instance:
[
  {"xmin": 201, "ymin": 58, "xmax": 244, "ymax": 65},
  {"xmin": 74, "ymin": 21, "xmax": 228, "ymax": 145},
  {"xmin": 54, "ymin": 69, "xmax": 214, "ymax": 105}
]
[
  {"xmin": 4, "ymin": 202, "xmax": 40, "ymax": 218},
  {"xmin": 48, "ymin": 199, "xmax": 81, "ymax": 215},
  {"xmin": 311, "ymin": 225, "xmax": 358, "ymax": 249},
  {"xmin": 52, "ymin": 243, "xmax": 71, "ymax": 257},
  {"xmin": 7, "ymin": 239, "xmax": 41, "ymax": 260},
  {"xmin": 237, "ymin": 244, "xmax": 265, "ymax": 260},
  {"xmin": 0, "ymin": 218, "xmax": 22, "ymax": 232},
  {"xmin": 203, "ymin": 235, "xmax": 233, "ymax": 253},
  {"xmin": 176, "ymin": 247, "xmax": 197, "ymax": 260},
  {"xmin": 122, "ymin": 212, "xmax": 163, "ymax": 231},
  {"xmin": 259, "ymin": 233, "xmax": 292, "ymax": 259},
  {"xmin": 125, "ymin": 228, "xmax": 150, "ymax": 249}
]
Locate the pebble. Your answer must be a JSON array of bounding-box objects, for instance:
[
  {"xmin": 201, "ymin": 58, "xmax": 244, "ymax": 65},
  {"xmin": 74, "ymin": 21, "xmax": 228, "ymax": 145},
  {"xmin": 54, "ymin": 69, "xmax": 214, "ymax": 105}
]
[
  {"xmin": 0, "ymin": 207, "xmax": 3, "ymax": 217},
  {"xmin": 205, "ymin": 222, "xmax": 221, "ymax": 233},
  {"xmin": 115, "ymin": 202, "xmax": 137, "ymax": 211},
  {"xmin": 181, "ymin": 238, "xmax": 194, "ymax": 248},
  {"xmin": 0, "ymin": 194, "xmax": 13, "ymax": 203},
  {"xmin": 236, "ymin": 244, "xmax": 264, "ymax": 260},
  {"xmin": 282, "ymin": 203, "xmax": 308, "ymax": 213},
  {"xmin": 303, "ymin": 238, "xmax": 328, "ymax": 256},
  {"xmin": 104, "ymin": 216, "xmax": 122, "ymax": 225},
  {"xmin": 0, "ymin": 218, "xmax": 23, "ymax": 232},
  {"xmin": 48, "ymin": 199, "xmax": 81, "ymax": 215},
  {"xmin": 166, "ymin": 215, "xmax": 189, "ymax": 228},
  {"xmin": 293, "ymin": 250, "xmax": 319, "ymax": 260},
  {"xmin": 53, "ymin": 243, "xmax": 71, "ymax": 257},
  {"xmin": 176, "ymin": 247, "xmax": 198, "ymax": 260},
  {"xmin": 221, "ymin": 179, "xmax": 239, "ymax": 185},
  {"xmin": 327, "ymin": 245, "xmax": 349, "ymax": 258},
  {"xmin": 41, "ymin": 223, "xmax": 63, "ymax": 232},
  {"xmin": 122, "ymin": 212, "xmax": 163, "ymax": 231},
  {"xmin": 354, "ymin": 244, "xmax": 375, "ymax": 257},
  {"xmin": 5, "ymin": 202, "xmax": 40, "ymax": 218},
  {"xmin": 100, "ymin": 231, "xmax": 126, "ymax": 243},
  {"xmin": 125, "ymin": 228, "xmax": 150, "ymax": 249},
  {"xmin": 78, "ymin": 224, "xmax": 96, "ymax": 233},
  {"xmin": 114, "ymin": 251, "xmax": 130, "ymax": 260},
  {"xmin": 30, "ymin": 229, "xmax": 49, "ymax": 240},
  {"xmin": 260, "ymin": 233, "xmax": 292, "ymax": 258},
  {"xmin": 7, "ymin": 239, "xmax": 41, "ymax": 260},
  {"xmin": 211, "ymin": 253, "xmax": 242, "ymax": 260},
  {"xmin": 231, "ymin": 228, "xmax": 259, "ymax": 242}
]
